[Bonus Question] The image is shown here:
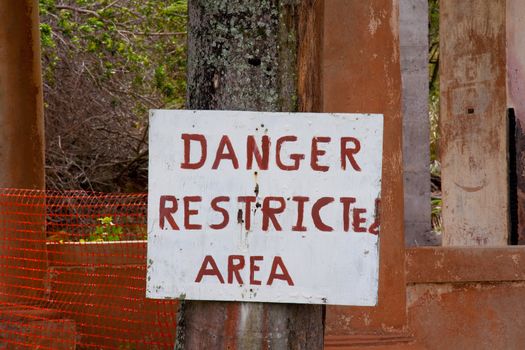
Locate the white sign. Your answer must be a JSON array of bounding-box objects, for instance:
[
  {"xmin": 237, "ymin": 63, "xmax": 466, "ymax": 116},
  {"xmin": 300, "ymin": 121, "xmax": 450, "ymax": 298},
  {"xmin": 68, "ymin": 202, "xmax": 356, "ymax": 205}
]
[{"xmin": 146, "ymin": 110, "xmax": 383, "ymax": 306}]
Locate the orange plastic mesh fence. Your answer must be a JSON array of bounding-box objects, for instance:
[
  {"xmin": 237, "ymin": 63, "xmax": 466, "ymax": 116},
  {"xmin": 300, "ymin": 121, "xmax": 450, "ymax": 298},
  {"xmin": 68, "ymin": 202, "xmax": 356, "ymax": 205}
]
[{"xmin": 0, "ymin": 188, "xmax": 178, "ymax": 349}]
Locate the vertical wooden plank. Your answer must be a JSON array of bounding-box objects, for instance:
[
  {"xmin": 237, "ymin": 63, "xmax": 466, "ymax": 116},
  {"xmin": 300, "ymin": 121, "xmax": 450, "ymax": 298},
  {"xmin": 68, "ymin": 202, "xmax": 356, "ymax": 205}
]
[
  {"xmin": 440, "ymin": 0, "xmax": 508, "ymax": 246},
  {"xmin": 323, "ymin": 0, "xmax": 408, "ymax": 345},
  {"xmin": 507, "ymin": 0, "xmax": 525, "ymax": 244},
  {"xmin": 400, "ymin": 0, "xmax": 433, "ymax": 246}
]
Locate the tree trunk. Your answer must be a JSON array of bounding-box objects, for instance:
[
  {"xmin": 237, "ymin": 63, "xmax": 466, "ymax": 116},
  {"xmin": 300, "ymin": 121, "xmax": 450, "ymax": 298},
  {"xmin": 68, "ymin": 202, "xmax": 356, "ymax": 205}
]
[{"xmin": 178, "ymin": 0, "xmax": 324, "ymax": 348}]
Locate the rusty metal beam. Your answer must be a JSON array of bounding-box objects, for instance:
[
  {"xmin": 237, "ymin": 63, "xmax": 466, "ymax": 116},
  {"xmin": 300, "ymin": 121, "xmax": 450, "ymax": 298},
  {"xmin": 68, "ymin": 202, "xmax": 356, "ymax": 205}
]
[
  {"xmin": 0, "ymin": 0, "xmax": 46, "ymax": 302},
  {"xmin": 322, "ymin": 1, "xmax": 407, "ymax": 342},
  {"xmin": 0, "ymin": 0, "xmax": 45, "ymax": 190},
  {"xmin": 406, "ymin": 246, "xmax": 525, "ymax": 284}
]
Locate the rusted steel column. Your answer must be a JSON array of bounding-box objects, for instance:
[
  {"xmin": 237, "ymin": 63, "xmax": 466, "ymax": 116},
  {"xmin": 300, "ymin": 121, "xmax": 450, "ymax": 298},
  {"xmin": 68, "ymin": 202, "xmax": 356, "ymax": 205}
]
[
  {"xmin": 179, "ymin": 0, "xmax": 324, "ymax": 349},
  {"xmin": 400, "ymin": 0, "xmax": 433, "ymax": 246},
  {"xmin": 322, "ymin": 0, "xmax": 408, "ymax": 347},
  {"xmin": 0, "ymin": 1, "xmax": 46, "ymax": 302},
  {"xmin": 440, "ymin": 0, "xmax": 508, "ymax": 246},
  {"xmin": 507, "ymin": 0, "xmax": 525, "ymax": 244},
  {"xmin": 0, "ymin": 1, "xmax": 45, "ymax": 189}
]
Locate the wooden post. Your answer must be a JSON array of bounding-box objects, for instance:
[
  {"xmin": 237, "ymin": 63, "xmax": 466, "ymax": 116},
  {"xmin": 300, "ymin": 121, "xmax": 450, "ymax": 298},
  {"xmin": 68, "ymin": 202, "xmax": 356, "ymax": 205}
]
[
  {"xmin": 178, "ymin": 1, "xmax": 324, "ymax": 348},
  {"xmin": 440, "ymin": 0, "xmax": 509, "ymax": 246},
  {"xmin": 0, "ymin": 0, "xmax": 46, "ymax": 302},
  {"xmin": 400, "ymin": 0, "xmax": 433, "ymax": 246}
]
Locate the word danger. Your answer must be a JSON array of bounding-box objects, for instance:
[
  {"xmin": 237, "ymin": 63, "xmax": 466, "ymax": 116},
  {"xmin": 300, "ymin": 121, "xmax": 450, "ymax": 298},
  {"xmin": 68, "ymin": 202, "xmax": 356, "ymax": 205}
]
[
  {"xmin": 159, "ymin": 195, "xmax": 380, "ymax": 234},
  {"xmin": 179, "ymin": 133, "xmax": 362, "ymax": 171}
]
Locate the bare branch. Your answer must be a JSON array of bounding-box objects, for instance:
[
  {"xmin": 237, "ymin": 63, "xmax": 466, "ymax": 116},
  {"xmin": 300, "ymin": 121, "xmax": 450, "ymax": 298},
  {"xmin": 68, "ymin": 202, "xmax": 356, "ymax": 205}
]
[
  {"xmin": 117, "ymin": 29, "xmax": 187, "ymax": 37},
  {"xmin": 55, "ymin": 5, "xmax": 101, "ymax": 18}
]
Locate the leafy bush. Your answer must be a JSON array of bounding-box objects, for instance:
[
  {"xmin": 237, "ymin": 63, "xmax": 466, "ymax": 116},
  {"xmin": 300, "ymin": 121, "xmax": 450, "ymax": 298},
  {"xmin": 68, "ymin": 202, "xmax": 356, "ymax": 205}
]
[
  {"xmin": 86, "ymin": 216, "xmax": 123, "ymax": 242},
  {"xmin": 39, "ymin": 0, "xmax": 188, "ymax": 192}
]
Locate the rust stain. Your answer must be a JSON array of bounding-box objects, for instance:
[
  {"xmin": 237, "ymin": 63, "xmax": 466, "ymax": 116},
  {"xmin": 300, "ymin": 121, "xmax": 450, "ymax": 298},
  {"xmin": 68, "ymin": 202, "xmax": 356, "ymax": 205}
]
[
  {"xmin": 237, "ymin": 209, "xmax": 244, "ymax": 225},
  {"xmin": 224, "ymin": 303, "xmax": 239, "ymax": 350}
]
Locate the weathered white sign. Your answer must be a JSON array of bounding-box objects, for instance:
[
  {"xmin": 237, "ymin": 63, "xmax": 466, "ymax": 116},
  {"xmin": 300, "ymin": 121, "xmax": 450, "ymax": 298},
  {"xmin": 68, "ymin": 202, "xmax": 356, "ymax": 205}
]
[{"xmin": 146, "ymin": 110, "xmax": 383, "ymax": 306}]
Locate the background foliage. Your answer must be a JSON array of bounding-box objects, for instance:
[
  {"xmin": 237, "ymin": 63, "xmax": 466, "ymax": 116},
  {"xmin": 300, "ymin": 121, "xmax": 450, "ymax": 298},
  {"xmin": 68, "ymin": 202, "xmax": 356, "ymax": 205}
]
[
  {"xmin": 429, "ymin": 0, "xmax": 439, "ymax": 163},
  {"xmin": 40, "ymin": 1, "xmax": 443, "ymax": 233},
  {"xmin": 39, "ymin": 0, "xmax": 188, "ymax": 192},
  {"xmin": 428, "ymin": 0, "xmax": 441, "ymax": 232}
]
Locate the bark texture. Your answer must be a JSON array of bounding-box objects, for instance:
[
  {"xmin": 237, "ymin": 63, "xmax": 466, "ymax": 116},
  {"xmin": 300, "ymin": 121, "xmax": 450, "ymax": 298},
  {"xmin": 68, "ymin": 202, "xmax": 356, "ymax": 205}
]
[
  {"xmin": 180, "ymin": 0, "xmax": 324, "ymax": 349},
  {"xmin": 187, "ymin": 0, "xmax": 300, "ymax": 112}
]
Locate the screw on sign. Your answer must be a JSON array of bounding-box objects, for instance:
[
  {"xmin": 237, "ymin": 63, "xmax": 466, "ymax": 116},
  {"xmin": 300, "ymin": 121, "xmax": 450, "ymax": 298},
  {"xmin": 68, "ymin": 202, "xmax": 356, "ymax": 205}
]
[{"xmin": 147, "ymin": 110, "xmax": 383, "ymax": 306}]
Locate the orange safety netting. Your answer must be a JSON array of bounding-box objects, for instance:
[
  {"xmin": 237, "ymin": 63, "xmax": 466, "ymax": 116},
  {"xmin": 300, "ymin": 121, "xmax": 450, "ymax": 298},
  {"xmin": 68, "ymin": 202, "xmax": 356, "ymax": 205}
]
[{"xmin": 0, "ymin": 188, "xmax": 178, "ymax": 349}]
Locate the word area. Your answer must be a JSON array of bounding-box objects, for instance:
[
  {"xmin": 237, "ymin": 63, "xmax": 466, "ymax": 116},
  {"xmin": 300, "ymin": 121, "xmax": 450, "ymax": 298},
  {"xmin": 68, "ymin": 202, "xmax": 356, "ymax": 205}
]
[{"xmin": 195, "ymin": 255, "xmax": 294, "ymax": 286}]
